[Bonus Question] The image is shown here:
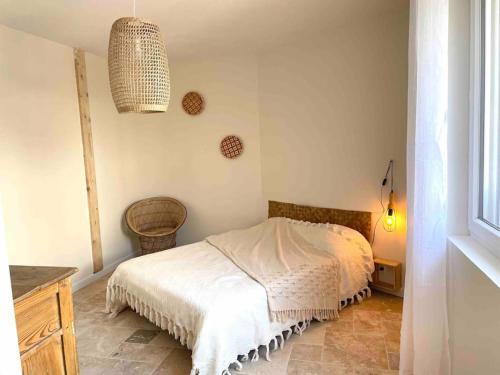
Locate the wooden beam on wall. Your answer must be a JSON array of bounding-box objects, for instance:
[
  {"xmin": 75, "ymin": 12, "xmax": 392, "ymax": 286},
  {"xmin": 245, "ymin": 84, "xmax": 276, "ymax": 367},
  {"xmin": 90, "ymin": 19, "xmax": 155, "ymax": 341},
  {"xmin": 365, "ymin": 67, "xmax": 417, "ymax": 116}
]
[{"xmin": 73, "ymin": 48, "xmax": 103, "ymax": 273}]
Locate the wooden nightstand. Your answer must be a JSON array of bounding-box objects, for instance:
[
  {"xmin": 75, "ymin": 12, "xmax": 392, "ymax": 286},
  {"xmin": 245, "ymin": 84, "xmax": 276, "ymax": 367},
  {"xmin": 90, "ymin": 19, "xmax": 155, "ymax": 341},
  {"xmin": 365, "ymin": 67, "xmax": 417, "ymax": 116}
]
[{"xmin": 371, "ymin": 258, "xmax": 402, "ymax": 291}]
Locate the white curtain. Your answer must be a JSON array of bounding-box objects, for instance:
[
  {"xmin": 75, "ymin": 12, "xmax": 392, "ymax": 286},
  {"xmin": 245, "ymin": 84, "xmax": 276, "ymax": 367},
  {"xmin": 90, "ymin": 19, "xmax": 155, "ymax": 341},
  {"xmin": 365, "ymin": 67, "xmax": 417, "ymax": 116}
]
[{"xmin": 400, "ymin": 1, "xmax": 450, "ymax": 374}]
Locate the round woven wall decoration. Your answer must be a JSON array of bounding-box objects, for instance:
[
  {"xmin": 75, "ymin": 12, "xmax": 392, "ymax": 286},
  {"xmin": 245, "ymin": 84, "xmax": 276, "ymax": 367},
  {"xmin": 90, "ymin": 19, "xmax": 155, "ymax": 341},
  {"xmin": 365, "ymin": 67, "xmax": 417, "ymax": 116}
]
[
  {"xmin": 108, "ymin": 17, "xmax": 170, "ymax": 113},
  {"xmin": 182, "ymin": 92, "xmax": 204, "ymax": 115},
  {"xmin": 220, "ymin": 135, "xmax": 244, "ymax": 159}
]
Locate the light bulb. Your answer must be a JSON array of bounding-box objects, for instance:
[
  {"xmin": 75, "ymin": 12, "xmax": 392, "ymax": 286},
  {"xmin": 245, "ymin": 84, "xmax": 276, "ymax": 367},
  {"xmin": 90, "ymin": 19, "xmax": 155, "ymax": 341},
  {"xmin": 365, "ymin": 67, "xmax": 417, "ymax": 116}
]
[
  {"xmin": 383, "ymin": 191, "xmax": 397, "ymax": 232},
  {"xmin": 383, "ymin": 210, "xmax": 396, "ymax": 232}
]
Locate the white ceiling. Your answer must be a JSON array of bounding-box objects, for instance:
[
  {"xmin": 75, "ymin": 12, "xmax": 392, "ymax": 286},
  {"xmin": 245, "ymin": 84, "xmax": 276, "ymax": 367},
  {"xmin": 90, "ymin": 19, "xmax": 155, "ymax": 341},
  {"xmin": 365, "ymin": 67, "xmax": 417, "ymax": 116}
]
[{"xmin": 0, "ymin": 0, "xmax": 408, "ymax": 60}]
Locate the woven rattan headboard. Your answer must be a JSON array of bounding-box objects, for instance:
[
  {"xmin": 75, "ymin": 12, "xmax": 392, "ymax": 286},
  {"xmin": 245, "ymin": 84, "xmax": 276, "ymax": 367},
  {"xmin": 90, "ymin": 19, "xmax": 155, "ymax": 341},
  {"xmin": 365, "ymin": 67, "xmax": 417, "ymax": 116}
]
[{"xmin": 268, "ymin": 200, "xmax": 372, "ymax": 241}]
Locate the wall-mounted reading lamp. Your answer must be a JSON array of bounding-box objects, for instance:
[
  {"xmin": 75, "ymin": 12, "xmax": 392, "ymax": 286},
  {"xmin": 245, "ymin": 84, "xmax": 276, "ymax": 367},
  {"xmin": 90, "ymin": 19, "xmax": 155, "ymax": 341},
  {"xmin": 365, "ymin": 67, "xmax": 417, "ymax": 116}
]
[
  {"xmin": 381, "ymin": 160, "xmax": 396, "ymax": 232},
  {"xmin": 371, "ymin": 160, "xmax": 397, "ymax": 244}
]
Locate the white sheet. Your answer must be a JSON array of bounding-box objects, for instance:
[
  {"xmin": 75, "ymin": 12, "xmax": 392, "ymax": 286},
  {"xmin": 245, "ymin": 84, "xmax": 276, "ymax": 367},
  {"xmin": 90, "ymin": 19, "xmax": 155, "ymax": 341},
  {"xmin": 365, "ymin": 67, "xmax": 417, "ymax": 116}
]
[{"xmin": 106, "ymin": 224, "xmax": 374, "ymax": 375}]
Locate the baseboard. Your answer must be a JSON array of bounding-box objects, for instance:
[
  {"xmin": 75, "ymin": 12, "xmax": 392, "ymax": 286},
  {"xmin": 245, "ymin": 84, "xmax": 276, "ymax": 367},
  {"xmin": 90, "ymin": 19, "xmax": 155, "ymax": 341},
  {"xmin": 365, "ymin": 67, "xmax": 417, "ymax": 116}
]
[
  {"xmin": 72, "ymin": 253, "xmax": 134, "ymax": 292},
  {"xmin": 370, "ymin": 284, "xmax": 404, "ymax": 298}
]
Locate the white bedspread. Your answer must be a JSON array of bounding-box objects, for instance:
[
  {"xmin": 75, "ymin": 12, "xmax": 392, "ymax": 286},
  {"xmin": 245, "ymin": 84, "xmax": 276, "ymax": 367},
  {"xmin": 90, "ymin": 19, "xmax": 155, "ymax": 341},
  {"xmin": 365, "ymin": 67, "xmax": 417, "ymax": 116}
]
[
  {"xmin": 106, "ymin": 223, "xmax": 374, "ymax": 375},
  {"xmin": 207, "ymin": 218, "xmax": 341, "ymax": 323}
]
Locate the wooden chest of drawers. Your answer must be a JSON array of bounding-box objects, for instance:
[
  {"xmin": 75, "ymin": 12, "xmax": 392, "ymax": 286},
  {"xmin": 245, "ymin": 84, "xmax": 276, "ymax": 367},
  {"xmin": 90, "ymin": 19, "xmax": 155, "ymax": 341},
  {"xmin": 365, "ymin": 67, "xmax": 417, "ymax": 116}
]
[{"xmin": 10, "ymin": 266, "xmax": 79, "ymax": 375}]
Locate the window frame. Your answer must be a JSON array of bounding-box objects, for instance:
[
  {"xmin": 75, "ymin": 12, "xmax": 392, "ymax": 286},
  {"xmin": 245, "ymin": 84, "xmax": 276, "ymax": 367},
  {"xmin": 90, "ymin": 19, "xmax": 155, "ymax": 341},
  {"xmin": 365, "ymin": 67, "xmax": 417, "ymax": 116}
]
[{"xmin": 469, "ymin": 0, "xmax": 500, "ymax": 255}]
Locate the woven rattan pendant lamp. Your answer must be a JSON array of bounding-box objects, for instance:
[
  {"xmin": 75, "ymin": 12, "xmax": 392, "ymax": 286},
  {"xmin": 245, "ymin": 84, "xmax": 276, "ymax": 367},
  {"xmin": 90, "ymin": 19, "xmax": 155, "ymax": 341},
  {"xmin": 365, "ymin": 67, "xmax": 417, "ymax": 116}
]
[{"xmin": 108, "ymin": 1, "xmax": 170, "ymax": 113}]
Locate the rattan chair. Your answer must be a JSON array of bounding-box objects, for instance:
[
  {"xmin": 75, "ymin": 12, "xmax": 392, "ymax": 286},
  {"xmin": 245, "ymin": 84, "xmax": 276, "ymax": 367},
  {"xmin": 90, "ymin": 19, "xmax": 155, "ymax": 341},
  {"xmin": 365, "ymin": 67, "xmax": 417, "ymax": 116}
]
[{"xmin": 125, "ymin": 197, "xmax": 187, "ymax": 256}]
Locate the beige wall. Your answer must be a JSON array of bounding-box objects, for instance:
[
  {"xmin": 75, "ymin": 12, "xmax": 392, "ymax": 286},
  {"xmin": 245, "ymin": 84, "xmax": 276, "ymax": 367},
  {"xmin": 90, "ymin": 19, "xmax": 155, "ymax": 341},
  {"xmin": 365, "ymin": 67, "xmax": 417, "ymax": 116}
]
[{"xmin": 258, "ymin": 11, "xmax": 409, "ymax": 272}]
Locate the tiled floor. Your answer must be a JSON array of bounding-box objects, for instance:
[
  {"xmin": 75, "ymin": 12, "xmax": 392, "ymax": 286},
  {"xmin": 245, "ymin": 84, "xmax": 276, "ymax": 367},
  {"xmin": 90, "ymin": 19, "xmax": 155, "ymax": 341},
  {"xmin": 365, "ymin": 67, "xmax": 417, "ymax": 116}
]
[{"xmin": 74, "ymin": 275, "xmax": 403, "ymax": 375}]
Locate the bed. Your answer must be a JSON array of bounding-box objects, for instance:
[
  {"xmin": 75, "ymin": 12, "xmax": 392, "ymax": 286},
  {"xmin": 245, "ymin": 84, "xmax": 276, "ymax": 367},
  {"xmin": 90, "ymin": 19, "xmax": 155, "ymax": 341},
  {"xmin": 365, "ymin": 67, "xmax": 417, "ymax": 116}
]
[{"xmin": 106, "ymin": 201, "xmax": 374, "ymax": 375}]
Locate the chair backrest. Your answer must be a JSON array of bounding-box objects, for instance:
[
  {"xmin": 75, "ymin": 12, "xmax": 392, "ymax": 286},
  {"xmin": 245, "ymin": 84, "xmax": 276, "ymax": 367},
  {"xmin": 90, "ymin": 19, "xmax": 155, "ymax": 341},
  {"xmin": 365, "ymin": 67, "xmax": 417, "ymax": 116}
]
[{"xmin": 126, "ymin": 197, "xmax": 187, "ymax": 236}]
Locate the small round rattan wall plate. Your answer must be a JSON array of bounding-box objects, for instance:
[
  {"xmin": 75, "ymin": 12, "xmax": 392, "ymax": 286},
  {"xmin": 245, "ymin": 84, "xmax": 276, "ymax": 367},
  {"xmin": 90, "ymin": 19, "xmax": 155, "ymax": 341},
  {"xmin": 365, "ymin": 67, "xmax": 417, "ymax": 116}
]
[
  {"xmin": 182, "ymin": 91, "xmax": 204, "ymax": 115},
  {"xmin": 220, "ymin": 135, "xmax": 244, "ymax": 159}
]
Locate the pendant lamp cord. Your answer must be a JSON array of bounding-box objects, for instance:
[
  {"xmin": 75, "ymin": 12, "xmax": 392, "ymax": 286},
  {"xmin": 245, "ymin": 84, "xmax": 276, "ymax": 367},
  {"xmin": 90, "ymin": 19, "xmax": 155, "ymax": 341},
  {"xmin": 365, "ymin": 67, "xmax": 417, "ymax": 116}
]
[{"xmin": 133, "ymin": 0, "xmax": 136, "ymax": 17}]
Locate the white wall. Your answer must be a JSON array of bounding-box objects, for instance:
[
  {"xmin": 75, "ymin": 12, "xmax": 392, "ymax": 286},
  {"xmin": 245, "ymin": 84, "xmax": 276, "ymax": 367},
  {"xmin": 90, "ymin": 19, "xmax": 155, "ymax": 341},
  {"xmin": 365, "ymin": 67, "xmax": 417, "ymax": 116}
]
[
  {"xmin": 85, "ymin": 54, "xmax": 135, "ymax": 269},
  {"xmin": 0, "ymin": 8, "xmax": 409, "ymax": 289},
  {"xmin": 75, "ymin": 48, "xmax": 266, "ymax": 274},
  {"xmin": 0, "ymin": 25, "xmax": 265, "ymax": 287},
  {"xmin": 448, "ymin": 244, "xmax": 500, "ymax": 375},
  {"xmin": 115, "ymin": 54, "xmax": 266, "ymax": 244},
  {"xmin": 258, "ymin": 11, "xmax": 409, "ymax": 272},
  {"xmin": 0, "ymin": 25, "xmax": 93, "ymax": 283},
  {"xmin": 447, "ymin": 1, "xmax": 500, "ymax": 373},
  {"xmin": 0, "ymin": 201, "xmax": 22, "ymax": 374},
  {"xmin": 86, "ymin": 51, "xmax": 267, "ymax": 277}
]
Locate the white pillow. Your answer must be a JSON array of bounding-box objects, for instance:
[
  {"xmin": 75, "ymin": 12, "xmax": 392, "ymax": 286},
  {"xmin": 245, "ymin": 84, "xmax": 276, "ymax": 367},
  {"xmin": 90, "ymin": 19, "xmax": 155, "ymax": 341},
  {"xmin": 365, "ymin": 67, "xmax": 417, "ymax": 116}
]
[{"xmin": 285, "ymin": 218, "xmax": 372, "ymax": 255}]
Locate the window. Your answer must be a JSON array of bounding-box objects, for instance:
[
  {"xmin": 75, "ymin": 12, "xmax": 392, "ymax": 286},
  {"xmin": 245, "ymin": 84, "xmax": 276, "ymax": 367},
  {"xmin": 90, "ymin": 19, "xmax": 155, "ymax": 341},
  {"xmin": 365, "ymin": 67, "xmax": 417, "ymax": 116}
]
[
  {"xmin": 470, "ymin": 0, "xmax": 500, "ymax": 253},
  {"xmin": 479, "ymin": 0, "xmax": 500, "ymax": 231}
]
